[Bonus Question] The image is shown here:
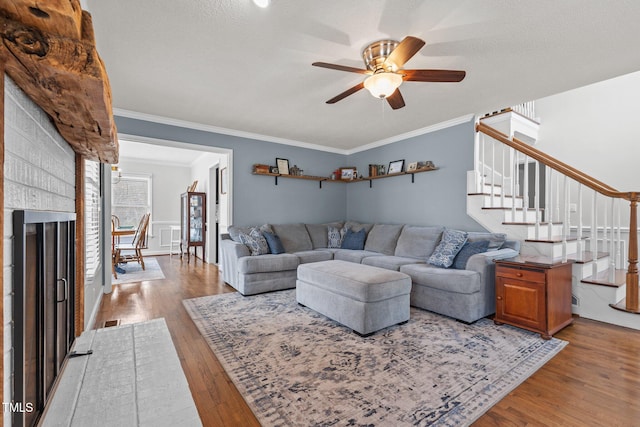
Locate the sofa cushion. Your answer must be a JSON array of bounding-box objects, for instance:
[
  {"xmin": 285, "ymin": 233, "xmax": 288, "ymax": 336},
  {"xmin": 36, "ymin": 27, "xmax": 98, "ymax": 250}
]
[
  {"xmin": 271, "ymin": 223, "xmax": 313, "ymax": 253},
  {"xmin": 362, "ymin": 256, "xmax": 425, "ymax": 271},
  {"xmin": 466, "ymin": 231, "xmax": 506, "ymax": 251},
  {"xmin": 344, "ymin": 221, "xmax": 374, "ymax": 235},
  {"xmin": 333, "ymin": 249, "xmax": 382, "ymax": 264},
  {"xmin": 305, "ymin": 222, "xmax": 343, "ymax": 249},
  {"xmin": 364, "ymin": 224, "xmax": 404, "ymax": 255},
  {"xmin": 239, "ymin": 228, "xmax": 270, "ymax": 256},
  {"xmin": 452, "ymin": 240, "xmax": 490, "ymax": 270},
  {"xmin": 262, "ymin": 231, "xmax": 285, "ymax": 255},
  {"xmin": 238, "ymin": 253, "xmax": 300, "ymax": 274},
  {"xmin": 228, "ymin": 224, "xmax": 272, "ymax": 243},
  {"xmin": 427, "ymin": 229, "xmax": 468, "ymax": 268},
  {"xmin": 294, "ymin": 250, "xmax": 333, "ymax": 264},
  {"xmin": 341, "ymin": 228, "xmax": 366, "ymax": 250},
  {"xmin": 394, "ymin": 226, "xmax": 444, "ymax": 259},
  {"xmin": 400, "ymin": 264, "xmax": 481, "ymax": 294}
]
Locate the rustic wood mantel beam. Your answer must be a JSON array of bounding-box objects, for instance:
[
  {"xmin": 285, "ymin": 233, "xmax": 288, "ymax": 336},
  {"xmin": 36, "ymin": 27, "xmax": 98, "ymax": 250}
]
[{"xmin": 0, "ymin": 0, "xmax": 118, "ymax": 163}]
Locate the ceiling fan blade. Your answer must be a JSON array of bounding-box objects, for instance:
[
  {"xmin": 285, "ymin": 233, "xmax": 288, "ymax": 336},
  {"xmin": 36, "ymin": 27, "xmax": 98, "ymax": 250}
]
[
  {"xmin": 326, "ymin": 82, "xmax": 365, "ymax": 104},
  {"xmin": 403, "ymin": 69, "xmax": 466, "ymax": 82},
  {"xmin": 312, "ymin": 62, "xmax": 370, "ymax": 74},
  {"xmin": 384, "ymin": 36, "xmax": 426, "ymax": 68},
  {"xmin": 386, "ymin": 89, "xmax": 405, "ymax": 110}
]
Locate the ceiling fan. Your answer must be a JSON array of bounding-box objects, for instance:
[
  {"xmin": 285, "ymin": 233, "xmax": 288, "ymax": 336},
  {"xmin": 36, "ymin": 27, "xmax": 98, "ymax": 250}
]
[{"xmin": 312, "ymin": 36, "xmax": 466, "ymax": 110}]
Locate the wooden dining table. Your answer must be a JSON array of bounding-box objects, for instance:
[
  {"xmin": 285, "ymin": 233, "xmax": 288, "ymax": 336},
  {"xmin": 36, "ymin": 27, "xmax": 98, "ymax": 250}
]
[{"xmin": 112, "ymin": 226, "xmax": 136, "ymax": 278}]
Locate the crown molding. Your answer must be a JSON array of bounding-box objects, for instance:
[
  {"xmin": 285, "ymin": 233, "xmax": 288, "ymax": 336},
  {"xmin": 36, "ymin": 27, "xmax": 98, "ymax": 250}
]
[
  {"xmin": 113, "ymin": 108, "xmax": 348, "ymax": 154},
  {"xmin": 345, "ymin": 114, "xmax": 475, "ymax": 155},
  {"xmin": 114, "ymin": 108, "xmax": 474, "ymax": 157}
]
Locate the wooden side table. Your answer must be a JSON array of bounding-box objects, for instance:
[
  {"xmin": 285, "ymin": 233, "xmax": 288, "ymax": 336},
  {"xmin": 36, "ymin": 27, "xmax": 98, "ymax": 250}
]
[{"xmin": 494, "ymin": 257, "xmax": 574, "ymax": 339}]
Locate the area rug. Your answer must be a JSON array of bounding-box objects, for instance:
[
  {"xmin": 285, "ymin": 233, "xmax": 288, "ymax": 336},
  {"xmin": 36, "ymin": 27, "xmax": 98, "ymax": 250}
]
[
  {"xmin": 112, "ymin": 257, "xmax": 165, "ymax": 285},
  {"xmin": 183, "ymin": 290, "xmax": 567, "ymax": 426}
]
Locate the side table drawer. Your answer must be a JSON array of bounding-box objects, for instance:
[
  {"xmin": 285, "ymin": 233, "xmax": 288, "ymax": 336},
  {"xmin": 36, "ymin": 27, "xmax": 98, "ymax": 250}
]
[{"xmin": 496, "ymin": 265, "xmax": 545, "ymax": 283}]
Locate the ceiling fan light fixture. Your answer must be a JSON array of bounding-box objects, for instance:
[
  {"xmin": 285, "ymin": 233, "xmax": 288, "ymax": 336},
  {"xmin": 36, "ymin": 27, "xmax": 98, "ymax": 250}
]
[{"xmin": 364, "ymin": 72, "xmax": 403, "ymax": 99}]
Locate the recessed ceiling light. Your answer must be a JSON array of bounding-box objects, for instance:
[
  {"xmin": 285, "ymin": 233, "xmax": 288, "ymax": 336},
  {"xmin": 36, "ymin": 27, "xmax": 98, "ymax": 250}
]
[{"xmin": 253, "ymin": 0, "xmax": 270, "ymax": 8}]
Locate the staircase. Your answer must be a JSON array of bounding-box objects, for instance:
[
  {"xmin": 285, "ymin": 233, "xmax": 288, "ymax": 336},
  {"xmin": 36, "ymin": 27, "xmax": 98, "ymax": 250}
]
[{"xmin": 467, "ymin": 108, "xmax": 639, "ymax": 330}]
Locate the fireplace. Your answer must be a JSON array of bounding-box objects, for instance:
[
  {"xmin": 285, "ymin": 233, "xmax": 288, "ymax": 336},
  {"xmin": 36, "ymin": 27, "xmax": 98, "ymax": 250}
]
[{"xmin": 13, "ymin": 210, "xmax": 76, "ymax": 427}]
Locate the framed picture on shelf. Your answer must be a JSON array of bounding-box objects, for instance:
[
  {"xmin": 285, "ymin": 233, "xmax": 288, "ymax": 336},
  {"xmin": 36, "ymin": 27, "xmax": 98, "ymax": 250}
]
[
  {"xmin": 340, "ymin": 168, "xmax": 356, "ymax": 180},
  {"xmin": 276, "ymin": 158, "xmax": 290, "ymax": 175},
  {"xmin": 269, "ymin": 166, "xmax": 279, "ymax": 174},
  {"xmin": 407, "ymin": 162, "xmax": 418, "ymax": 172},
  {"xmin": 388, "ymin": 159, "xmax": 405, "ymax": 174}
]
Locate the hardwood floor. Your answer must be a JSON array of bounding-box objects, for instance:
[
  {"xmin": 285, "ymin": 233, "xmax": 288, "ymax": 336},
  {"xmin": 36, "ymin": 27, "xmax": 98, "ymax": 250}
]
[{"xmin": 95, "ymin": 256, "xmax": 640, "ymax": 427}]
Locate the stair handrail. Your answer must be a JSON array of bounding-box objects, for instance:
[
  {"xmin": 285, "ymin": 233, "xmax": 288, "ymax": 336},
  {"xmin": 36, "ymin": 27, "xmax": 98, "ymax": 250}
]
[{"xmin": 476, "ymin": 121, "xmax": 639, "ymax": 314}]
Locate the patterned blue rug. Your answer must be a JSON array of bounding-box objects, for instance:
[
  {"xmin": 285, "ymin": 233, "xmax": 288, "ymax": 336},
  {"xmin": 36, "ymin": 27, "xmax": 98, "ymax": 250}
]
[{"xmin": 183, "ymin": 290, "xmax": 567, "ymax": 426}]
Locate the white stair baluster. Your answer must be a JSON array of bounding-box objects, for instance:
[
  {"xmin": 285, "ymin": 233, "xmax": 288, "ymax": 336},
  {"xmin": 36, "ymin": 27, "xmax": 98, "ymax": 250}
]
[
  {"xmin": 500, "ymin": 145, "xmax": 506, "ymax": 208},
  {"xmin": 547, "ymin": 168, "xmax": 554, "ymax": 239},
  {"xmin": 490, "ymin": 138, "xmax": 496, "ymax": 207},
  {"xmin": 562, "ymin": 175, "xmax": 569, "ymax": 262},
  {"xmin": 534, "ymin": 160, "xmax": 540, "ymax": 239},
  {"xmin": 609, "ymin": 197, "xmax": 616, "ymax": 282},
  {"xmin": 523, "ymin": 157, "xmax": 529, "ymax": 222},
  {"xmin": 577, "ymin": 183, "xmax": 584, "ymax": 260},
  {"xmin": 512, "ymin": 150, "xmax": 518, "ymax": 221},
  {"xmin": 475, "ymin": 121, "xmax": 482, "ymax": 193},
  {"xmin": 480, "ymin": 133, "xmax": 486, "ymax": 196},
  {"xmin": 592, "ymin": 191, "xmax": 598, "ymax": 277}
]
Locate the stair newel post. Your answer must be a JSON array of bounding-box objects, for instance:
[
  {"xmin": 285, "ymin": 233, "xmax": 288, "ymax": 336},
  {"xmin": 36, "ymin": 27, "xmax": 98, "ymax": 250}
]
[{"xmin": 625, "ymin": 194, "xmax": 639, "ymax": 311}]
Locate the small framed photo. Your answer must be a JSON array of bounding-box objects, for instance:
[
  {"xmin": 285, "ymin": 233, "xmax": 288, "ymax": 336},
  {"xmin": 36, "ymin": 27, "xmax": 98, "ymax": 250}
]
[
  {"xmin": 340, "ymin": 168, "xmax": 356, "ymax": 180},
  {"xmin": 269, "ymin": 166, "xmax": 279, "ymax": 174},
  {"xmin": 407, "ymin": 162, "xmax": 418, "ymax": 172},
  {"xmin": 276, "ymin": 158, "xmax": 290, "ymax": 175},
  {"xmin": 388, "ymin": 159, "xmax": 405, "ymax": 174}
]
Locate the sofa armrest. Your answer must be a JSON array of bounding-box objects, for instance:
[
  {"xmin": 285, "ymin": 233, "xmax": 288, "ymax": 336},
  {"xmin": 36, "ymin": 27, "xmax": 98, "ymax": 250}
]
[
  {"xmin": 464, "ymin": 248, "xmax": 520, "ymax": 308},
  {"xmin": 220, "ymin": 237, "xmax": 250, "ymax": 287}
]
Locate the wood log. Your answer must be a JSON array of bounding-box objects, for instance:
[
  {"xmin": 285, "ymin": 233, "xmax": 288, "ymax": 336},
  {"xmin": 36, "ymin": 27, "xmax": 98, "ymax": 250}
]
[{"xmin": 0, "ymin": 2, "xmax": 118, "ymax": 163}]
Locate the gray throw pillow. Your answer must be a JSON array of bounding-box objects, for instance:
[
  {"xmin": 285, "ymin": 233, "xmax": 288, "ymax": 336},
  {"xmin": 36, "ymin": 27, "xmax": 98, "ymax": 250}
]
[
  {"xmin": 239, "ymin": 227, "xmax": 270, "ymax": 256},
  {"xmin": 327, "ymin": 226, "xmax": 342, "ymax": 248},
  {"xmin": 452, "ymin": 240, "xmax": 490, "ymax": 270},
  {"xmin": 428, "ymin": 229, "xmax": 468, "ymax": 268}
]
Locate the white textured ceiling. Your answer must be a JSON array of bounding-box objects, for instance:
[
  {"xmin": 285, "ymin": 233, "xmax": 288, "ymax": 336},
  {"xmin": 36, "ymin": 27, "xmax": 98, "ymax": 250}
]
[{"xmin": 86, "ymin": 0, "xmax": 640, "ymax": 152}]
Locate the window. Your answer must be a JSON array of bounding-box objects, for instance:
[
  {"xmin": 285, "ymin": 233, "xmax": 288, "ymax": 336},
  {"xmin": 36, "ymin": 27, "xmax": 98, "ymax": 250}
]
[
  {"xmin": 85, "ymin": 160, "xmax": 101, "ymax": 281},
  {"xmin": 112, "ymin": 174, "xmax": 152, "ymax": 230}
]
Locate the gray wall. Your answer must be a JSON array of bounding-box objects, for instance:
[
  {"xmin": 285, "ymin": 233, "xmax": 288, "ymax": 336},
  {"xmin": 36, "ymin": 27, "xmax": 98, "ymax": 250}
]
[
  {"xmin": 115, "ymin": 116, "xmax": 484, "ymax": 231},
  {"xmin": 115, "ymin": 117, "xmax": 348, "ymax": 226},
  {"xmin": 346, "ymin": 119, "xmax": 484, "ymax": 231}
]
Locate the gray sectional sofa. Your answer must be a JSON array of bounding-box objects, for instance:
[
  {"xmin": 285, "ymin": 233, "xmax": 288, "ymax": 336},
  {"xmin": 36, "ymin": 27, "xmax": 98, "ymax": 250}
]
[{"xmin": 220, "ymin": 221, "xmax": 520, "ymax": 323}]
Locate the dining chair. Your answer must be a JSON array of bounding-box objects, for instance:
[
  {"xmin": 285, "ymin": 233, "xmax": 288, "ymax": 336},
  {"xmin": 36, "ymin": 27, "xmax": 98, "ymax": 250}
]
[{"xmin": 114, "ymin": 213, "xmax": 151, "ymax": 271}]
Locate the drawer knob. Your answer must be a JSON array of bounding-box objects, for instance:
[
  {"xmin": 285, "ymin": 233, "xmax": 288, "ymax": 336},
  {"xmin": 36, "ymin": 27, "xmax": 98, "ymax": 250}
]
[
  {"xmin": 497, "ymin": 296, "xmax": 502, "ymax": 300},
  {"xmin": 516, "ymin": 272, "xmax": 523, "ymax": 277}
]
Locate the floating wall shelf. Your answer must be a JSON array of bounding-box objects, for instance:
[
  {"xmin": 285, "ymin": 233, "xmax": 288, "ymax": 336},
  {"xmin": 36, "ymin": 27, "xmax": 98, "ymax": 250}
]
[{"xmin": 253, "ymin": 166, "xmax": 438, "ymax": 189}]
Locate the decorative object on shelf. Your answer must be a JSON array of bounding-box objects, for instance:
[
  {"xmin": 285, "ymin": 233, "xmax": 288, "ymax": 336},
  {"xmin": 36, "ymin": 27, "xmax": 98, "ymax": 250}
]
[
  {"xmin": 407, "ymin": 162, "xmax": 418, "ymax": 172},
  {"xmin": 417, "ymin": 160, "xmax": 435, "ymax": 170},
  {"xmin": 340, "ymin": 167, "xmax": 357, "ymax": 180},
  {"xmin": 368, "ymin": 164, "xmax": 385, "ymax": 177},
  {"xmin": 388, "ymin": 159, "xmax": 405, "ymax": 174},
  {"xmin": 220, "ymin": 167, "xmax": 228, "ymax": 194},
  {"xmin": 277, "ymin": 158, "xmax": 290, "ymax": 175},
  {"xmin": 270, "ymin": 166, "xmax": 279, "ymax": 174},
  {"xmin": 290, "ymin": 165, "xmax": 303, "ymax": 176},
  {"xmin": 187, "ymin": 180, "xmax": 198, "ymax": 192},
  {"xmin": 253, "ymin": 164, "xmax": 270, "ymax": 174}
]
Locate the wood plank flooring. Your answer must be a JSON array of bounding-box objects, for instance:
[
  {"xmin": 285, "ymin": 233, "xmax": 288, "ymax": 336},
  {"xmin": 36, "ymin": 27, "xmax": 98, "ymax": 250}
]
[{"xmin": 95, "ymin": 256, "xmax": 640, "ymax": 427}]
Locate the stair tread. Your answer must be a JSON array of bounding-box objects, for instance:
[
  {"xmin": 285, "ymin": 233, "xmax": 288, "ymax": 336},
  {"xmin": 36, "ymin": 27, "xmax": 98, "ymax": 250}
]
[
  {"xmin": 581, "ymin": 268, "xmax": 627, "ymax": 288},
  {"xmin": 467, "ymin": 193, "xmax": 523, "ymax": 199},
  {"xmin": 568, "ymin": 251, "xmax": 609, "ymax": 264},
  {"xmin": 502, "ymin": 221, "xmax": 562, "ymax": 226},
  {"xmin": 483, "ymin": 207, "xmax": 543, "ymax": 211},
  {"xmin": 610, "ymin": 298, "xmax": 640, "ymax": 314},
  {"xmin": 526, "ymin": 235, "xmax": 578, "ymax": 243}
]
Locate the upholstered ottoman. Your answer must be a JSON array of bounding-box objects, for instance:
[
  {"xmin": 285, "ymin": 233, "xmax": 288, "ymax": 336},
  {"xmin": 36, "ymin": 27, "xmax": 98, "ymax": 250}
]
[{"xmin": 296, "ymin": 260, "xmax": 412, "ymax": 336}]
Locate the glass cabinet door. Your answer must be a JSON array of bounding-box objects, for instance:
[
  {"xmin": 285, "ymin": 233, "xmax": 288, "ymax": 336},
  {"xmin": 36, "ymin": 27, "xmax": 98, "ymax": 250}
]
[{"xmin": 189, "ymin": 194, "xmax": 203, "ymax": 242}]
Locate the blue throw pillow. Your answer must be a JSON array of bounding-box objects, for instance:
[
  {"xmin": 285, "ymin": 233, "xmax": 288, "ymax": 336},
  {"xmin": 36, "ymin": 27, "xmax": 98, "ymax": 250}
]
[
  {"xmin": 452, "ymin": 240, "xmax": 490, "ymax": 270},
  {"xmin": 341, "ymin": 228, "xmax": 366, "ymax": 250},
  {"xmin": 428, "ymin": 229, "xmax": 468, "ymax": 268},
  {"xmin": 262, "ymin": 231, "xmax": 285, "ymax": 254}
]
